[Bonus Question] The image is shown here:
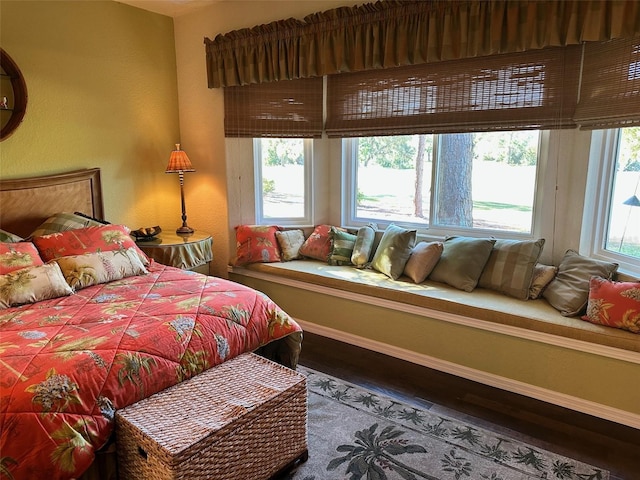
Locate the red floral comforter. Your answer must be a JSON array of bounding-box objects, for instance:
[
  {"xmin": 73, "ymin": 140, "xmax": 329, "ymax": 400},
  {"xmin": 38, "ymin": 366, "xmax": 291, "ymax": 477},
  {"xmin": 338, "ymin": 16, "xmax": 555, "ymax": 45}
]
[{"xmin": 0, "ymin": 263, "xmax": 302, "ymax": 480}]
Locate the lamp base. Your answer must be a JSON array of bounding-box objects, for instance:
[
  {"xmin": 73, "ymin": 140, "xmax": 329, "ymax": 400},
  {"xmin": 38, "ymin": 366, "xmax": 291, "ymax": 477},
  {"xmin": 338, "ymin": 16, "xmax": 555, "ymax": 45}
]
[{"xmin": 176, "ymin": 225, "xmax": 194, "ymax": 235}]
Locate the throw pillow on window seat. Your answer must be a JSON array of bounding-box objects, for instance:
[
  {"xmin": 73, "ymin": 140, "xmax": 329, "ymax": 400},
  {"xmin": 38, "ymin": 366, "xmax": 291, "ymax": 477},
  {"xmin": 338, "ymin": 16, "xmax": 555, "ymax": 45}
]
[
  {"xmin": 528, "ymin": 263, "xmax": 558, "ymax": 299},
  {"xmin": 234, "ymin": 224, "xmax": 282, "ymax": 265},
  {"xmin": 429, "ymin": 236, "xmax": 496, "ymax": 292},
  {"xmin": 299, "ymin": 224, "xmax": 336, "ymax": 262},
  {"xmin": 275, "ymin": 229, "xmax": 305, "ymax": 261},
  {"xmin": 351, "ymin": 223, "xmax": 378, "ymax": 267},
  {"xmin": 370, "ymin": 224, "xmax": 417, "ymax": 280},
  {"xmin": 542, "ymin": 249, "xmax": 618, "ymax": 316},
  {"xmin": 478, "ymin": 238, "xmax": 545, "ymax": 300},
  {"xmin": 328, "ymin": 227, "xmax": 357, "ymax": 266},
  {"xmin": 0, "ymin": 229, "xmax": 23, "ymax": 243},
  {"xmin": 403, "ymin": 241, "xmax": 444, "ymax": 284},
  {"xmin": 582, "ymin": 276, "xmax": 640, "ymax": 333}
]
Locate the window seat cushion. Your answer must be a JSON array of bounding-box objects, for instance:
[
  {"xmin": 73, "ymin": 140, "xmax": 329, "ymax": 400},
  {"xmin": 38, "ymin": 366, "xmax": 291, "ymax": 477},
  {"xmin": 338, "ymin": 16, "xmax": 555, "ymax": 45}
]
[{"xmin": 237, "ymin": 259, "xmax": 639, "ymax": 353}]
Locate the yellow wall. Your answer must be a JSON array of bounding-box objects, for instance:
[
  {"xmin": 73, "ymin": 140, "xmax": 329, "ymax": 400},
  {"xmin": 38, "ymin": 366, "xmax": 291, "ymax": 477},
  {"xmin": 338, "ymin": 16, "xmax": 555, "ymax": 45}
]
[
  {"xmin": 173, "ymin": 0, "xmax": 360, "ymax": 276},
  {"xmin": 0, "ymin": 1, "xmax": 180, "ymax": 242}
]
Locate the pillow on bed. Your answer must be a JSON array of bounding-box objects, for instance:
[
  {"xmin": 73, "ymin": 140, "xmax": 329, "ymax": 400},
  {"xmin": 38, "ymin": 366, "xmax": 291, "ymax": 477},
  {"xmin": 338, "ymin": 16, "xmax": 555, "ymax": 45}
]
[
  {"xmin": 0, "ymin": 242, "xmax": 45, "ymax": 275},
  {"xmin": 56, "ymin": 248, "xmax": 148, "ymax": 290},
  {"xmin": 234, "ymin": 225, "xmax": 282, "ymax": 265},
  {"xmin": 32, "ymin": 224, "xmax": 150, "ymax": 266},
  {"xmin": 0, "ymin": 229, "xmax": 23, "ymax": 243},
  {"xmin": 0, "ymin": 262, "xmax": 74, "ymax": 309},
  {"xmin": 275, "ymin": 229, "xmax": 305, "ymax": 261},
  {"xmin": 581, "ymin": 276, "xmax": 640, "ymax": 333},
  {"xmin": 29, "ymin": 212, "xmax": 107, "ymax": 238}
]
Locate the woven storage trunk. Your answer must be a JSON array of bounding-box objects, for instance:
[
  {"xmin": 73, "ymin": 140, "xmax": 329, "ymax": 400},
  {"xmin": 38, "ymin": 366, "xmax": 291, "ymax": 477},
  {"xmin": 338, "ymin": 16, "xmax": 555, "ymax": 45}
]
[{"xmin": 116, "ymin": 353, "xmax": 307, "ymax": 480}]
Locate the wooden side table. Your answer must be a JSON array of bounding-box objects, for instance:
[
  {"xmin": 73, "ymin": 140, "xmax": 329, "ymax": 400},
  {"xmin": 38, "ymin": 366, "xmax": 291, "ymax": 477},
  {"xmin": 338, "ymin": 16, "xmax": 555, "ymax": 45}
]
[{"xmin": 136, "ymin": 230, "xmax": 213, "ymax": 274}]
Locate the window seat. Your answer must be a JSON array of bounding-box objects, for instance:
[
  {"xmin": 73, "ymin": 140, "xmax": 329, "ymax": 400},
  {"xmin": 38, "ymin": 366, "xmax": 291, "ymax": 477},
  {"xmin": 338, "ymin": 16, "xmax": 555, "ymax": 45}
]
[{"xmin": 232, "ymin": 260, "xmax": 639, "ymax": 354}]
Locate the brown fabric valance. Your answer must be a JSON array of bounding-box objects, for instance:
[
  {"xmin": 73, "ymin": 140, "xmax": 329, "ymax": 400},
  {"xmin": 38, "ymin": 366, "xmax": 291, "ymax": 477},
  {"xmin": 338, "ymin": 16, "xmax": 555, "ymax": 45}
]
[{"xmin": 204, "ymin": 0, "xmax": 640, "ymax": 89}]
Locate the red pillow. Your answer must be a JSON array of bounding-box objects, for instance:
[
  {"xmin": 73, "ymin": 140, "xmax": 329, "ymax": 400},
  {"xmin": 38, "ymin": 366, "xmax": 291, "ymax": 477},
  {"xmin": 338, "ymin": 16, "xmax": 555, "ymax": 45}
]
[
  {"xmin": 0, "ymin": 242, "xmax": 44, "ymax": 274},
  {"xmin": 298, "ymin": 225, "xmax": 334, "ymax": 262},
  {"xmin": 234, "ymin": 225, "xmax": 282, "ymax": 265},
  {"xmin": 32, "ymin": 224, "xmax": 150, "ymax": 265},
  {"xmin": 582, "ymin": 276, "xmax": 640, "ymax": 334}
]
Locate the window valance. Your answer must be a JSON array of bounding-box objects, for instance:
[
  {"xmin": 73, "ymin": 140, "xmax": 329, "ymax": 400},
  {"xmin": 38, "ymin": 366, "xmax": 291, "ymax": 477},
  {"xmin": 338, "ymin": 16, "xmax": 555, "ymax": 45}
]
[{"xmin": 205, "ymin": 0, "xmax": 640, "ymax": 89}]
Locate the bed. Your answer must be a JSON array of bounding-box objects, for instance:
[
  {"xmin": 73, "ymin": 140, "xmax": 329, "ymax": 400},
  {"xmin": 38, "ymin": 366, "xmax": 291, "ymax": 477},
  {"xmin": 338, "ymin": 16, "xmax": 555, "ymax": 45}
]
[{"xmin": 0, "ymin": 169, "xmax": 303, "ymax": 480}]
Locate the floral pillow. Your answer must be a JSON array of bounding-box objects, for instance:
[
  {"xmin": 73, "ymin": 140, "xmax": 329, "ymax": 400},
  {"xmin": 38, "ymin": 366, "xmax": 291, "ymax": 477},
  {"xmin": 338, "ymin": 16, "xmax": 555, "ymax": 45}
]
[
  {"xmin": 56, "ymin": 248, "xmax": 148, "ymax": 290},
  {"xmin": 0, "ymin": 263, "xmax": 74, "ymax": 309},
  {"xmin": 299, "ymin": 225, "xmax": 335, "ymax": 262},
  {"xmin": 582, "ymin": 276, "xmax": 640, "ymax": 334},
  {"xmin": 0, "ymin": 242, "xmax": 45, "ymax": 275},
  {"xmin": 32, "ymin": 224, "xmax": 150, "ymax": 265},
  {"xmin": 275, "ymin": 229, "xmax": 305, "ymax": 261},
  {"xmin": 234, "ymin": 225, "xmax": 282, "ymax": 265}
]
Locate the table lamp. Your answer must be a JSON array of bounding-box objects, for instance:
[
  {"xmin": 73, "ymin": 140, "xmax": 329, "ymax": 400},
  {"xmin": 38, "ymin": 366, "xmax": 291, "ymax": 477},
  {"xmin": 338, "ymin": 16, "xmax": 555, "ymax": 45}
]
[{"xmin": 166, "ymin": 143, "xmax": 195, "ymax": 235}]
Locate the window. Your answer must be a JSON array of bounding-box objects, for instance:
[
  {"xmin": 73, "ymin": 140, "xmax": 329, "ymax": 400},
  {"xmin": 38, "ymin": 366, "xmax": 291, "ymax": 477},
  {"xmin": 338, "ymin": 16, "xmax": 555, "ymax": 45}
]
[
  {"xmin": 344, "ymin": 130, "xmax": 541, "ymax": 237},
  {"xmin": 254, "ymin": 138, "xmax": 313, "ymax": 226},
  {"xmin": 583, "ymin": 127, "xmax": 640, "ymax": 275}
]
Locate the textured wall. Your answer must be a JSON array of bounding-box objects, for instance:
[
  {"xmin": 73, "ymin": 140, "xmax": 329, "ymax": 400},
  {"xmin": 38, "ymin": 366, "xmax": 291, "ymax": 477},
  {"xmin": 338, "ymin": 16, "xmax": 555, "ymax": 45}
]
[{"xmin": 0, "ymin": 1, "xmax": 180, "ymax": 235}]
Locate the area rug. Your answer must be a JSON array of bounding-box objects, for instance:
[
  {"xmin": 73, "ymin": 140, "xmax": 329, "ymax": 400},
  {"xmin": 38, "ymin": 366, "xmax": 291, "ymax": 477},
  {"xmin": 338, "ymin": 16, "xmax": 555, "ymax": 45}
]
[{"xmin": 282, "ymin": 366, "xmax": 609, "ymax": 480}]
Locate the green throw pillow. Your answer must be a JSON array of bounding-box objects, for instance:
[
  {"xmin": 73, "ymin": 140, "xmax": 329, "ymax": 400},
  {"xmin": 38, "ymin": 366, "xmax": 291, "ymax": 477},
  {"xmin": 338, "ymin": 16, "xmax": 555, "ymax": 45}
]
[
  {"xmin": 370, "ymin": 224, "xmax": 416, "ymax": 280},
  {"xmin": 328, "ymin": 227, "xmax": 357, "ymax": 266},
  {"xmin": 429, "ymin": 236, "xmax": 496, "ymax": 292},
  {"xmin": 478, "ymin": 238, "xmax": 545, "ymax": 300},
  {"xmin": 542, "ymin": 249, "xmax": 618, "ymax": 316}
]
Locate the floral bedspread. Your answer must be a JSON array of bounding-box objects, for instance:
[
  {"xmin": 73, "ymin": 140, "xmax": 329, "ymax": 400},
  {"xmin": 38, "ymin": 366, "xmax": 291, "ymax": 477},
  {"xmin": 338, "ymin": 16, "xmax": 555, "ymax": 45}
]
[{"xmin": 0, "ymin": 263, "xmax": 302, "ymax": 480}]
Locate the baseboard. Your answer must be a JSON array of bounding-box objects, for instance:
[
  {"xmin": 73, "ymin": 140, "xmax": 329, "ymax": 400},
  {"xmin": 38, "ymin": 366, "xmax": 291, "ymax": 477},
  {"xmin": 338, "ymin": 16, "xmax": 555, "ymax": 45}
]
[{"xmin": 296, "ymin": 319, "xmax": 640, "ymax": 430}]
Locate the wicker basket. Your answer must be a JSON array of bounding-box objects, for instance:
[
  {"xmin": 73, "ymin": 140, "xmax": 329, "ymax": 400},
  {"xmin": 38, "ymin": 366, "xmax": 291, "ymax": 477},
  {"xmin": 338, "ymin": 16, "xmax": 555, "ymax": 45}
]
[{"xmin": 116, "ymin": 353, "xmax": 308, "ymax": 480}]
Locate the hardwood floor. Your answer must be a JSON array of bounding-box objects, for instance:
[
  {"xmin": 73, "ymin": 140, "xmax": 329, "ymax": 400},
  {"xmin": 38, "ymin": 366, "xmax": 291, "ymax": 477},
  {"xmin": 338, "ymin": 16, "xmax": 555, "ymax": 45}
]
[{"xmin": 297, "ymin": 332, "xmax": 640, "ymax": 480}]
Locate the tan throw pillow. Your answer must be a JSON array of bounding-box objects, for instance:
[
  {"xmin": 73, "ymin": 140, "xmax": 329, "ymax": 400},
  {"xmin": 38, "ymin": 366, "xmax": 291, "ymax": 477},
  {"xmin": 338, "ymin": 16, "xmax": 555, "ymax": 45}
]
[
  {"xmin": 275, "ymin": 230, "xmax": 305, "ymax": 261},
  {"xmin": 403, "ymin": 241, "xmax": 444, "ymax": 284},
  {"xmin": 429, "ymin": 236, "xmax": 496, "ymax": 292},
  {"xmin": 56, "ymin": 248, "xmax": 148, "ymax": 290},
  {"xmin": 0, "ymin": 263, "xmax": 73, "ymax": 309},
  {"xmin": 478, "ymin": 238, "xmax": 545, "ymax": 300},
  {"xmin": 529, "ymin": 264, "xmax": 558, "ymax": 299},
  {"xmin": 542, "ymin": 249, "xmax": 618, "ymax": 316},
  {"xmin": 370, "ymin": 224, "xmax": 416, "ymax": 280},
  {"xmin": 351, "ymin": 223, "xmax": 378, "ymax": 267}
]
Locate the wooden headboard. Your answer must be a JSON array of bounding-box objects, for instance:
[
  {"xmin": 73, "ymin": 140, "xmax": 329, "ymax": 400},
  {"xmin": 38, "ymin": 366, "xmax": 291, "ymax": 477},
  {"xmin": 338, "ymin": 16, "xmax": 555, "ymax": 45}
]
[{"xmin": 0, "ymin": 168, "xmax": 104, "ymax": 238}]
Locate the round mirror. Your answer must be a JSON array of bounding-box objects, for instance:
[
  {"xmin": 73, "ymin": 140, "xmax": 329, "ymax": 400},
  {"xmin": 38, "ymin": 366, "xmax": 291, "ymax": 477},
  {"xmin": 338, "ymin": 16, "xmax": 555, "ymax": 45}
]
[{"xmin": 1, "ymin": 49, "xmax": 28, "ymax": 141}]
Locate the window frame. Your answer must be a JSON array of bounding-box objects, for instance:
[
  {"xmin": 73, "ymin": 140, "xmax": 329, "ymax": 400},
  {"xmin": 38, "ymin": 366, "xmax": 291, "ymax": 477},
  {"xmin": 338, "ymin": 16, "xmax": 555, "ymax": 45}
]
[
  {"xmin": 253, "ymin": 137, "xmax": 314, "ymax": 227},
  {"xmin": 581, "ymin": 129, "xmax": 640, "ymax": 277},
  {"xmin": 342, "ymin": 130, "xmax": 553, "ymax": 242}
]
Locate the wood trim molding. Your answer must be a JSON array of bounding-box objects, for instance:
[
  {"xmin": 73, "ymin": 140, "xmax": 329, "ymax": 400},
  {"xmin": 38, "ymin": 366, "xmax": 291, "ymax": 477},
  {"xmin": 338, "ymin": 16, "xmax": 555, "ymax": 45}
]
[
  {"xmin": 230, "ymin": 266, "xmax": 640, "ymax": 365},
  {"xmin": 297, "ymin": 319, "xmax": 640, "ymax": 430}
]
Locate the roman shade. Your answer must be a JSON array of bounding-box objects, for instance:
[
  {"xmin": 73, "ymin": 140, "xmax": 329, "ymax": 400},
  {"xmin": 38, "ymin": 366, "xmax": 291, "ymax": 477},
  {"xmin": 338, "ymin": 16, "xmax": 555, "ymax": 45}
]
[
  {"xmin": 574, "ymin": 36, "xmax": 640, "ymax": 130},
  {"xmin": 325, "ymin": 46, "xmax": 581, "ymax": 137},
  {"xmin": 224, "ymin": 76, "xmax": 323, "ymax": 138}
]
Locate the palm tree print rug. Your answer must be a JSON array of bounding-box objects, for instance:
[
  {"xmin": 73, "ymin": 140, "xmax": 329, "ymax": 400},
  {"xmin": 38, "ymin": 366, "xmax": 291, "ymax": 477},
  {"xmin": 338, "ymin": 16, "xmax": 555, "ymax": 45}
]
[{"xmin": 282, "ymin": 367, "xmax": 608, "ymax": 480}]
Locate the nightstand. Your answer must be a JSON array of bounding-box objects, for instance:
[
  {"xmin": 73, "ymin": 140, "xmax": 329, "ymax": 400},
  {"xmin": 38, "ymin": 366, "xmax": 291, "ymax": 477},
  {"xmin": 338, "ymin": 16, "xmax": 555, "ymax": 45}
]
[{"xmin": 136, "ymin": 230, "xmax": 213, "ymax": 274}]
